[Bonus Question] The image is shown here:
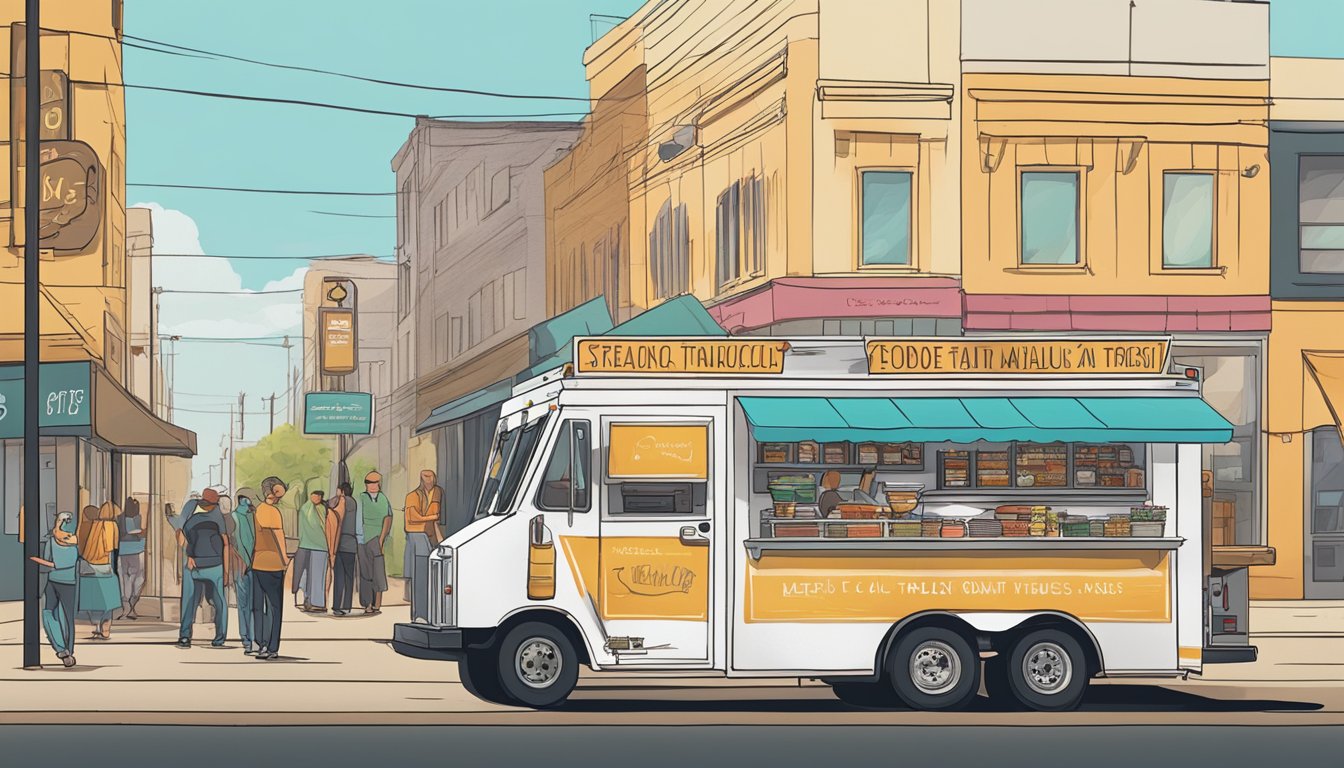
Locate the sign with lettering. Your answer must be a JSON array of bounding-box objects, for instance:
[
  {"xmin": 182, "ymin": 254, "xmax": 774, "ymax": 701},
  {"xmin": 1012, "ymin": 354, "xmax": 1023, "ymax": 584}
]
[
  {"xmin": 744, "ymin": 550, "xmax": 1171, "ymax": 623},
  {"xmin": 0, "ymin": 362, "xmax": 93, "ymax": 439},
  {"xmin": 575, "ymin": 338, "xmax": 787, "ymax": 375},
  {"xmin": 608, "ymin": 424, "xmax": 708, "ymax": 480},
  {"xmin": 319, "ymin": 307, "xmax": 357, "ymax": 376},
  {"xmin": 866, "ymin": 337, "xmax": 1171, "ymax": 376},
  {"xmin": 303, "ymin": 392, "xmax": 374, "ymax": 435},
  {"xmin": 37, "ymin": 141, "xmax": 104, "ymax": 253},
  {"xmin": 561, "ymin": 536, "xmax": 710, "ymax": 621}
]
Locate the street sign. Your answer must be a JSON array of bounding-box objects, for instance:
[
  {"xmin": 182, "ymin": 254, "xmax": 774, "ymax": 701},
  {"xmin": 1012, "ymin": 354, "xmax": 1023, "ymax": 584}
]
[
  {"xmin": 303, "ymin": 391, "xmax": 374, "ymax": 435},
  {"xmin": 320, "ymin": 307, "xmax": 358, "ymax": 376},
  {"xmin": 0, "ymin": 361, "xmax": 92, "ymax": 439}
]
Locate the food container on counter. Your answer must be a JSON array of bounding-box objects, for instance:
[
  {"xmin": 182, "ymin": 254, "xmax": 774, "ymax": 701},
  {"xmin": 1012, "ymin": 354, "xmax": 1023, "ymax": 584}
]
[
  {"xmin": 857, "ymin": 443, "xmax": 880, "ymax": 465},
  {"xmin": 968, "ymin": 519, "xmax": 1003, "ymax": 538},
  {"xmin": 921, "ymin": 518, "xmax": 943, "ymax": 537},
  {"xmin": 1130, "ymin": 505, "xmax": 1168, "ymax": 522},
  {"xmin": 792, "ymin": 504, "xmax": 820, "ymax": 520},
  {"xmin": 1104, "ymin": 515, "xmax": 1132, "ymax": 537},
  {"xmin": 885, "ymin": 486, "xmax": 923, "ymax": 517},
  {"xmin": 1089, "ymin": 519, "xmax": 1107, "ymax": 537},
  {"xmin": 837, "ymin": 503, "xmax": 883, "ymax": 519},
  {"xmin": 889, "ymin": 520, "xmax": 922, "ymax": 538},
  {"xmin": 1029, "ymin": 510, "xmax": 1048, "ymax": 537},
  {"xmin": 1001, "ymin": 519, "xmax": 1031, "ymax": 537},
  {"xmin": 823, "ymin": 442, "xmax": 849, "ymax": 464},
  {"xmin": 1131, "ymin": 521, "xmax": 1165, "ymax": 537},
  {"xmin": 940, "ymin": 520, "xmax": 968, "ymax": 538},
  {"xmin": 773, "ymin": 522, "xmax": 820, "ymax": 537},
  {"xmin": 847, "ymin": 523, "xmax": 883, "ymax": 539},
  {"xmin": 773, "ymin": 501, "xmax": 796, "ymax": 518},
  {"xmin": 797, "ymin": 441, "xmax": 820, "ymax": 464},
  {"xmin": 761, "ymin": 443, "xmax": 793, "ymax": 463},
  {"xmin": 1062, "ymin": 520, "xmax": 1092, "ymax": 537},
  {"xmin": 825, "ymin": 523, "xmax": 849, "ymax": 538}
]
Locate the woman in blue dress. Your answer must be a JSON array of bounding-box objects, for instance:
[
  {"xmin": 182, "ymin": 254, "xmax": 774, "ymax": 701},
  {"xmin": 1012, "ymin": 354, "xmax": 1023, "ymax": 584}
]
[
  {"xmin": 29, "ymin": 511, "xmax": 80, "ymax": 667},
  {"xmin": 77, "ymin": 503, "xmax": 122, "ymax": 641}
]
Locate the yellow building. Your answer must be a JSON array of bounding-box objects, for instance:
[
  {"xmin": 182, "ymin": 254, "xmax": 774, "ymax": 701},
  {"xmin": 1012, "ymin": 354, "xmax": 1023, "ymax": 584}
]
[
  {"xmin": 1259, "ymin": 57, "xmax": 1344, "ymax": 600},
  {"xmin": 0, "ymin": 2, "xmax": 194, "ymax": 604}
]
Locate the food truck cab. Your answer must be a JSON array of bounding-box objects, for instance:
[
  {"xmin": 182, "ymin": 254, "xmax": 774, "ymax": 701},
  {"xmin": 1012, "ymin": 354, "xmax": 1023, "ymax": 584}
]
[{"xmin": 392, "ymin": 336, "xmax": 1234, "ymax": 711}]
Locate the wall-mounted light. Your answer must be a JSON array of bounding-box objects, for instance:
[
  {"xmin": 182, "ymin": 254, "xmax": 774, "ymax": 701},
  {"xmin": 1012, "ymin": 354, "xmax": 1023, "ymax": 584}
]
[
  {"xmin": 1242, "ymin": 164, "xmax": 1260, "ymax": 179},
  {"xmin": 326, "ymin": 281, "xmax": 349, "ymax": 306},
  {"xmin": 658, "ymin": 125, "xmax": 697, "ymax": 163}
]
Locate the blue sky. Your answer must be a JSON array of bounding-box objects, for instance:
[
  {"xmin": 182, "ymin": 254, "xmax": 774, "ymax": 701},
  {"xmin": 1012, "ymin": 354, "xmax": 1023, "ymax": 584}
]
[{"xmin": 121, "ymin": 0, "xmax": 1344, "ymax": 490}]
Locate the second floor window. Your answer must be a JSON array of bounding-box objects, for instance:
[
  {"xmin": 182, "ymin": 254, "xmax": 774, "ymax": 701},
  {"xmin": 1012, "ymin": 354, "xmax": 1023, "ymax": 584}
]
[
  {"xmin": 1301, "ymin": 155, "xmax": 1344, "ymax": 274},
  {"xmin": 650, "ymin": 200, "xmax": 690, "ymax": 299},
  {"xmin": 1020, "ymin": 170, "xmax": 1080, "ymax": 265},
  {"xmin": 715, "ymin": 175, "xmax": 766, "ymax": 287},
  {"xmin": 1163, "ymin": 172, "xmax": 1215, "ymax": 269},
  {"xmin": 860, "ymin": 170, "xmax": 912, "ymax": 266}
]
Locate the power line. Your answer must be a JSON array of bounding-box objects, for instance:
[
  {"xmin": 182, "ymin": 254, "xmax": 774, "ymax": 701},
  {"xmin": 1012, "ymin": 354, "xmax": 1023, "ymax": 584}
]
[
  {"xmin": 70, "ymin": 79, "xmax": 588, "ymax": 121},
  {"xmin": 143, "ymin": 253, "xmax": 393, "ymax": 261},
  {"xmin": 309, "ymin": 210, "xmax": 397, "ymax": 219},
  {"xmin": 157, "ymin": 287, "xmax": 304, "ymax": 295},
  {"xmin": 122, "ymin": 34, "xmax": 593, "ymax": 103},
  {"xmin": 129, "ymin": 182, "xmax": 395, "ymax": 196}
]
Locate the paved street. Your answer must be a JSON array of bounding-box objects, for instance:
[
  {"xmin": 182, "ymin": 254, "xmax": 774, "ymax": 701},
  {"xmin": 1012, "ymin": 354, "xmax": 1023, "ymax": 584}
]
[
  {"xmin": 1, "ymin": 725, "xmax": 1342, "ymax": 768},
  {"xmin": 4, "ymin": 600, "xmax": 1344, "ymax": 726}
]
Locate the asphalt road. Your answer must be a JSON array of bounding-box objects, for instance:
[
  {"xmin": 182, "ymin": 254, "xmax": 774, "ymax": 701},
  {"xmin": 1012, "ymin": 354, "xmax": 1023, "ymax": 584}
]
[{"xmin": 1, "ymin": 725, "xmax": 1337, "ymax": 767}]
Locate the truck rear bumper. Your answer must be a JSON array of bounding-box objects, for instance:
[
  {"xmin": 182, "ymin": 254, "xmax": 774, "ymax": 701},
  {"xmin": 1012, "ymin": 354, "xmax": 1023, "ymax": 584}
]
[{"xmin": 391, "ymin": 622, "xmax": 466, "ymax": 662}]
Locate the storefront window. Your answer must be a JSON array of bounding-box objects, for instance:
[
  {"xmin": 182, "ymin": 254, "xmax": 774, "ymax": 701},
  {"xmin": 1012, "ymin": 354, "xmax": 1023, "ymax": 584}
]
[
  {"xmin": 1020, "ymin": 171, "xmax": 1080, "ymax": 265},
  {"xmin": 1308, "ymin": 427, "xmax": 1344, "ymax": 595},
  {"xmin": 1172, "ymin": 348, "xmax": 1261, "ymax": 546},
  {"xmin": 1163, "ymin": 172, "xmax": 1215, "ymax": 269},
  {"xmin": 860, "ymin": 170, "xmax": 912, "ymax": 266}
]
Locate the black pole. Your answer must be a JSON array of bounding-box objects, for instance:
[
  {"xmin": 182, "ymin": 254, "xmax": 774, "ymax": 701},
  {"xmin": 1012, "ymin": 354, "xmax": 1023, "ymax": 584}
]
[{"xmin": 21, "ymin": 1, "xmax": 42, "ymax": 670}]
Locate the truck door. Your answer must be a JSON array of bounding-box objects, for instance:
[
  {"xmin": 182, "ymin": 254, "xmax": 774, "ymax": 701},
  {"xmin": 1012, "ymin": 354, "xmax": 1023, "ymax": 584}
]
[{"xmin": 575, "ymin": 410, "xmax": 719, "ymax": 666}]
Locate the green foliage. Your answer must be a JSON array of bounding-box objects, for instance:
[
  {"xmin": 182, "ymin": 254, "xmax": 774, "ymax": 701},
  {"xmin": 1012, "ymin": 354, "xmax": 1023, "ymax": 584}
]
[{"xmin": 235, "ymin": 424, "xmax": 334, "ymax": 524}]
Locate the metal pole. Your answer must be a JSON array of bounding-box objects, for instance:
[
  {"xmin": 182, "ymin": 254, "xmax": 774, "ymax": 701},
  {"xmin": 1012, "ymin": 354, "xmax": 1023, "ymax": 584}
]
[{"xmin": 21, "ymin": 2, "xmax": 42, "ymax": 670}]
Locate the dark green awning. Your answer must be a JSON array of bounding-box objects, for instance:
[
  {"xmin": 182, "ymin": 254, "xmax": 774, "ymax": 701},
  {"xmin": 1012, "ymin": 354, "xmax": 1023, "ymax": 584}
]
[
  {"xmin": 738, "ymin": 395, "xmax": 1234, "ymax": 444},
  {"xmin": 414, "ymin": 379, "xmax": 513, "ymax": 434}
]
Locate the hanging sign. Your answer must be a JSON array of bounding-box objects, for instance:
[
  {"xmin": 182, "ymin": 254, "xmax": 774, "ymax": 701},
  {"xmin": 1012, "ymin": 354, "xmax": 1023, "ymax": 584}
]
[
  {"xmin": 320, "ymin": 307, "xmax": 358, "ymax": 376},
  {"xmin": 866, "ymin": 337, "xmax": 1171, "ymax": 376}
]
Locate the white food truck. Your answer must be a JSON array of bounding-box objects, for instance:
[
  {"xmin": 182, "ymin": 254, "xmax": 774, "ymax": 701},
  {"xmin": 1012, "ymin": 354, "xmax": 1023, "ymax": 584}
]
[{"xmin": 392, "ymin": 335, "xmax": 1233, "ymax": 711}]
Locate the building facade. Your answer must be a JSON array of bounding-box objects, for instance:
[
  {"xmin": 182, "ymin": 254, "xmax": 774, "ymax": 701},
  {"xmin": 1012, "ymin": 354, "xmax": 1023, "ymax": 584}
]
[
  {"xmin": 391, "ymin": 119, "xmax": 581, "ymax": 534},
  {"xmin": 0, "ymin": 2, "xmax": 194, "ymax": 601},
  {"xmin": 1260, "ymin": 56, "xmax": 1344, "ymax": 600}
]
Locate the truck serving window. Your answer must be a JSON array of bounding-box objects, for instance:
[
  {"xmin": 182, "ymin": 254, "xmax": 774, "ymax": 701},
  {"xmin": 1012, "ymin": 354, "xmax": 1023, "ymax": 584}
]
[
  {"xmin": 474, "ymin": 413, "xmax": 551, "ymax": 518},
  {"xmin": 536, "ymin": 420, "xmax": 592, "ymax": 513}
]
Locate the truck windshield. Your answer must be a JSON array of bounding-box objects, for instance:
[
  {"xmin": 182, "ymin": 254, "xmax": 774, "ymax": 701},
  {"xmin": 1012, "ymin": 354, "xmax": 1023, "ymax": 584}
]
[{"xmin": 474, "ymin": 413, "xmax": 551, "ymax": 518}]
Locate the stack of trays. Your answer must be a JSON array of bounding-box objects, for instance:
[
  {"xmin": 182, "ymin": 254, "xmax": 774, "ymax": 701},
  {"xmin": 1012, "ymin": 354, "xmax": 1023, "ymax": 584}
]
[
  {"xmin": 1001, "ymin": 519, "xmax": 1030, "ymax": 537},
  {"xmin": 774, "ymin": 522, "xmax": 820, "ymax": 537},
  {"xmin": 1130, "ymin": 505, "xmax": 1168, "ymax": 523},
  {"xmin": 1104, "ymin": 515, "xmax": 1132, "ymax": 537},
  {"xmin": 847, "ymin": 523, "xmax": 883, "ymax": 538},
  {"xmin": 1089, "ymin": 519, "xmax": 1107, "ymax": 537},
  {"xmin": 967, "ymin": 518, "xmax": 1003, "ymax": 538},
  {"xmin": 940, "ymin": 520, "xmax": 968, "ymax": 538},
  {"xmin": 825, "ymin": 523, "xmax": 850, "ymax": 538},
  {"xmin": 1062, "ymin": 520, "xmax": 1092, "ymax": 537},
  {"xmin": 920, "ymin": 518, "xmax": 943, "ymax": 537},
  {"xmin": 1131, "ymin": 521, "xmax": 1165, "ymax": 537},
  {"xmin": 769, "ymin": 476, "xmax": 817, "ymax": 504},
  {"xmin": 889, "ymin": 520, "xmax": 922, "ymax": 538}
]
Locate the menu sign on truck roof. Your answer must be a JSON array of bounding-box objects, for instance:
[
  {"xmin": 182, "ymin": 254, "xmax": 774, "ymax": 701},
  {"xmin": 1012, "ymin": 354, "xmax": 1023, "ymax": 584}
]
[
  {"xmin": 866, "ymin": 337, "xmax": 1171, "ymax": 376},
  {"xmin": 575, "ymin": 338, "xmax": 788, "ymax": 375}
]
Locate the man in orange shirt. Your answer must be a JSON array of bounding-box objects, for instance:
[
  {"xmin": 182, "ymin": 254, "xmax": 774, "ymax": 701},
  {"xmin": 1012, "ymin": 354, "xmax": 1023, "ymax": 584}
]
[
  {"xmin": 403, "ymin": 470, "xmax": 443, "ymax": 624},
  {"xmin": 251, "ymin": 476, "xmax": 291, "ymax": 660}
]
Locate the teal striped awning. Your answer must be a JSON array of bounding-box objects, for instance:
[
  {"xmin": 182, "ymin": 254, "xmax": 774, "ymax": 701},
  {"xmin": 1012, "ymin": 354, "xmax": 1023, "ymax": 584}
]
[{"xmin": 738, "ymin": 396, "xmax": 1234, "ymax": 444}]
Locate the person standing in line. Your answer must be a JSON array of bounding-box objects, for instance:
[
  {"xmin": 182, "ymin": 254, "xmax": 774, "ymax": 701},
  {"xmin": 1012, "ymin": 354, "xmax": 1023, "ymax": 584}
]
[
  {"xmin": 356, "ymin": 471, "xmax": 392, "ymax": 615},
  {"xmin": 329, "ymin": 482, "xmax": 358, "ymax": 617},
  {"xmin": 176, "ymin": 488, "xmax": 231, "ymax": 648},
  {"xmin": 29, "ymin": 512, "xmax": 80, "ymax": 667},
  {"xmin": 296, "ymin": 489, "xmax": 329, "ymax": 613},
  {"xmin": 77, "ymin": 503, "xmax": 121, "ymax": 641},
  {"xmin": 251, "ymin": 476, "xmax": 291, "ymax": 660},
  {"xmin": 403, "ymin": 470, "xmax": 443, "ymax": 624},
  {"xmin": 117, "ymin": 497, "xmax": 146, "ymax": 621},
  {"xmin": 229, "ymin": 488, "xmax": 259, "ymax": 655}
]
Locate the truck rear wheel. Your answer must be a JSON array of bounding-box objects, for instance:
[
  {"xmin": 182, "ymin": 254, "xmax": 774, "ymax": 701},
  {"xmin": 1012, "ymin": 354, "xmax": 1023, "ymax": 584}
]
[
  {"xmin": 889, "ymin": 626, "xmax": 980, "ymax": 711},
  {"xmin": 494, "ymin": 621, "xmax": 579, "ymax": 709},
  {"xmin": 1004, "ymin": 629, "xmax": 1088, "ymax": 712}
]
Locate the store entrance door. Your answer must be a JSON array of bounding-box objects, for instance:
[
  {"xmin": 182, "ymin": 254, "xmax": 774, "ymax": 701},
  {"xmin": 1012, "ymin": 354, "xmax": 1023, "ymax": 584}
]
[{"xmin": 1306, "ymin": 427, "xmax": 1344, "ymax": 598}]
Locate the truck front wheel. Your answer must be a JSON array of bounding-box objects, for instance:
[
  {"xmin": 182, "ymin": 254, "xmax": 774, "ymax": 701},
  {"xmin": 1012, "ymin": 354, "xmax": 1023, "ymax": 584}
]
[
  {"xmin": 495, "ymin": 621, "xmax": 579, "ymax": 709},
  {"xmin": 888, "ymin": 626, "xmax": 980, "ymax": 711},
  {"xmin": 457, "ymin": 649, "xmax": 511, "ymax": 706}
]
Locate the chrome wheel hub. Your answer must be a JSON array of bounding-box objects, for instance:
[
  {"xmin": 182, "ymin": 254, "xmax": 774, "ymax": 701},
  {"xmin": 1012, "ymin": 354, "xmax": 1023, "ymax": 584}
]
[
  {"xmin": 909, "ymin": 640, "xmax": 961, "ymax": 694},
  {"xmin": 516, "ymin": 637, "xmax": 562, "ymax": 689},
  {"xmin": 1023, "ymin": 642, "xmax": 1072, "ymax": 695}
]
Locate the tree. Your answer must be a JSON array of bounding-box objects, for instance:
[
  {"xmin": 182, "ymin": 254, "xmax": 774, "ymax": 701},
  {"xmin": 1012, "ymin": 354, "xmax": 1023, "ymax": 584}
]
[{"xmin": 235, "ymin": 424, "xmax": 333, "ymax": 531}]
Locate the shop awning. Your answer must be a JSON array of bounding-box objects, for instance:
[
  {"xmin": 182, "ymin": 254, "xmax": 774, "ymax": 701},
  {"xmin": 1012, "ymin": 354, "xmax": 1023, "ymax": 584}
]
[
  {"xmin": 91, "ymin": 366, "xmax": 197, "ymax": 457},
  {"xmin": 1305, "ymin": 352, "xmax": 1344, "ymax": 439},
  {"xmin": 517, "ymin": 295, "xmax": 726, "ymax": 381},
  {"xmin": 738, "ymin": 395, "xmax": 1234, "ymax": 444},
  {"xmin": 414, "ymin": 378, "xmax": 514, "ymax": 434}
]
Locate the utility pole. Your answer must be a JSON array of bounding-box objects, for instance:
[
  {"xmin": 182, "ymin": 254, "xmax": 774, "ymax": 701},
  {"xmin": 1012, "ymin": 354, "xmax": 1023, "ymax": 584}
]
[
  {"xmin": 21, "ymin": 2, "xmax": 42, "ymax": 670},
  {"xmin": 267, "ymin": 392, "xmax": 277, "ymax": 434},
  {"xmin": 227, "ymin": 400, "xmax": 235, "ymax": 493}
]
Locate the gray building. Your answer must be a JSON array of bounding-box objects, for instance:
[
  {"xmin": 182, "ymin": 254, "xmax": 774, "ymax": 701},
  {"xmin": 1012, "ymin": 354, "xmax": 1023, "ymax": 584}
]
[{"xmin": 391, "ymin": 119, "xmax": 581, "ymax": 533}]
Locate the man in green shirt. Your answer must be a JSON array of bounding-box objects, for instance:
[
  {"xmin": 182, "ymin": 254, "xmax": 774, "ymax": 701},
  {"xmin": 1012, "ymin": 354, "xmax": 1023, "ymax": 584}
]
[
  {"xmin": 357, "ymin": 472, "xmax": 392, "ymax": 615},
  {"xmin": 296, "ymin": 490, "xmax": 330, "ymax": 613}
]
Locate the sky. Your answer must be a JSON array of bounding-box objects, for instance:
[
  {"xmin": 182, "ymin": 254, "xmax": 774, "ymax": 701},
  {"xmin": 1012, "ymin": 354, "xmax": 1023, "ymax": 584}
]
[
  {"xmin": 124, "ymin": 0, "xmax": 1344, "ymax": 492},
  {"xmin": 123, "ymin": 0, "xmax": 642, "ymax": 490}
]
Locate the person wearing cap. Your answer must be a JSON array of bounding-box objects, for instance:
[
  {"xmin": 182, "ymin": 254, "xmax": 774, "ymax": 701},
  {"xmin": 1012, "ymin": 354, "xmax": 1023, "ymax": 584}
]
[
  {"xmin": 176, "ymin": 487, "xmax": 231, "ymax": 648},
  {"xmin": 251, "ymin": 476, "xmax": 291, "ymax": 660},
  {"xmin": 404, "ymin": 470, "xmax": 443, "ymax": 624},
  {"xmin": 296, "ymin": 489, "xmax": 330, "ymax": 613},
  {"xmin": 356, "ymin": 471, "xmax": 392, "ymax": 615}
]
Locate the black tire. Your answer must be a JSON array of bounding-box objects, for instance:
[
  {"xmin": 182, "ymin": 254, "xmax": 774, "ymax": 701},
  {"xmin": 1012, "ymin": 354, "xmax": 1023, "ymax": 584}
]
[
  {"xmin": 457, "ymin": 649, "xmax": 513, "ymax": 706},
  {"xmin": 1005, "ymin": 629, "xmax": 1089, "ymax": 712},
  {"xmin": 494, "ymin": 621, "xmax": 580, "ymax": 709},
  {"xmin": 831, "ymin": 680, "xmax": 901, "ymax": 709},
  {"xmin": 982, "ymin": 655, "xmax": 1020, "ymax": 709},
  {"xmin": 888, "ymin": 626, "xmax": 980, "ymax": 711}
]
